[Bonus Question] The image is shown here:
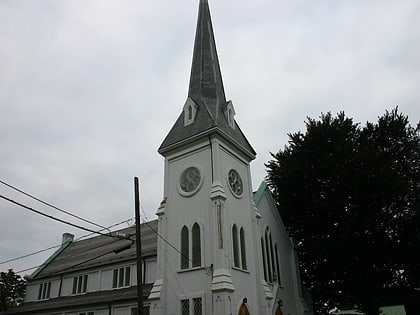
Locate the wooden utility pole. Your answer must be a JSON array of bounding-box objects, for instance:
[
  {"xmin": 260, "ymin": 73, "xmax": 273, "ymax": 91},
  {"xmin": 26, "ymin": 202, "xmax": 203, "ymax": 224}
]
[{"xmin": 134, "ymin": 177, "xmax": 143, "ymax": 315}]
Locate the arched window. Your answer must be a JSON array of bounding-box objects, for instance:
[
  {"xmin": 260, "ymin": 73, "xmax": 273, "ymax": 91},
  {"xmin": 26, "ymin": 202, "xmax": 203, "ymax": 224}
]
[
  {"xmin": 240, "ymin": 228, "xmax": 247, "ymax": 270},
  {"xmin": 269, "ymin": 233, "xmax": 276, "ymax": 281},
  {"xmin": 188, "ymin": 105, "xmax": 193, "ymax": 120},
  {"xmin": 275, "ymin": 244, "xmax": 281, "ymax": 284},
  {"xmin": 265, "ymin": 231, "xmax": 272, "ymax": 282},
  {"xmin": 261, "ymin": 237, "xmax": 267, "ymax": 281},
  {"xmin": 232, "ymin": 225, "xmax": 240, "ymax": 268},
  {"xmin": 192, "ymin": 223, "xmax": 201, "ymax": 267},
  {"xmin": 181, "ymin": 226, "xmax": 189, "ymax": 269}
]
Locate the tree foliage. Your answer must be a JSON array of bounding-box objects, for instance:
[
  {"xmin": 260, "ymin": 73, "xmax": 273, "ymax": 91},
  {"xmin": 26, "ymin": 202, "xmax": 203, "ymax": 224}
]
[
  {"xmin": 0, "ymin": 269, "xmax": 26, "ymax": 311},
  {"xmin": 265, "ymin": 108, "xmax": 420, "ymax": 315}
]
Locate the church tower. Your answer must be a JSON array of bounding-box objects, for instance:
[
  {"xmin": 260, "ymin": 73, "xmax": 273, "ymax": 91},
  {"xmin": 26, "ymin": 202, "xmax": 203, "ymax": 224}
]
[{"xmin": 149, "ymin": 1, "xmax": 264, "ymax": 314}]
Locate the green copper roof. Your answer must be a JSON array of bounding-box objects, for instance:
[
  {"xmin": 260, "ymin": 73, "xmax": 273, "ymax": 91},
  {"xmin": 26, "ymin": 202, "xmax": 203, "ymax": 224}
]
[{"xmin": 253, "ymin": 181, "xmax": 268, "ymax": 206}]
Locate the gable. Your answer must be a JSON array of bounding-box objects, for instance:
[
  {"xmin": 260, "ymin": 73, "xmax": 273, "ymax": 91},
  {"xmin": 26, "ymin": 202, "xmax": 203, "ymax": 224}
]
[{"xmin": 253, "ymin": 181, "xmax": 291, "ymax": 248}]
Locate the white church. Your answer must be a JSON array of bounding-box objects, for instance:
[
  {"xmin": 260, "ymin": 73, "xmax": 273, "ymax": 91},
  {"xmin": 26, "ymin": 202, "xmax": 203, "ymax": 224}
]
[{"xmin": 11, "ymin": 1, "xmax": 313, "ymax": 314}]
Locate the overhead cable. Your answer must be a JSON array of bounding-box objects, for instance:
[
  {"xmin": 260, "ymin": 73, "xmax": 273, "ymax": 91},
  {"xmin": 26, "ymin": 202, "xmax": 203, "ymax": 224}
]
[
  {"xmin": 0, "ymin": 179, "xmax": 110, "ymax": 233},
  {"xmin": 0, "ymin": 218, "xmax": 134, "ymax": 265},
  {"xmin": 0, "ymin": 194, "xmax": 130, "ymax": 240}
]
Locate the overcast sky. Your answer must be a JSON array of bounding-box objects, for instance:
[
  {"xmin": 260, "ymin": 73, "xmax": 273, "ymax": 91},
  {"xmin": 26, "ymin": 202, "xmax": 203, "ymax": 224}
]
[{"xmin": 1, "ymin": 0, "xmax": 419, "ymax": 276}]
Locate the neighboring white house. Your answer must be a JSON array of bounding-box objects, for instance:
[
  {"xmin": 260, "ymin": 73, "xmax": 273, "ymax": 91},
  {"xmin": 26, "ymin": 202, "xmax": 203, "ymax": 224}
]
[
  {"xmin": 11, "ymin": 221, "xmax": 158, "ymax": 315},
  {"xmin": 9, "ymin": 1, "xmax": 313, "ymax": 314}
]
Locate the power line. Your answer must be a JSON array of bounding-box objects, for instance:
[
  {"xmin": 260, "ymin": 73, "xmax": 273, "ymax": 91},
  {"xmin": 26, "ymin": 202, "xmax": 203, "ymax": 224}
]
[
  {"xmin": 0, "ymin": 194, "xmax": 130, "ymax": 240},
  {"xmin": 17, "ymin": 236, "xmax": 135, "ymax": 276},
  {"xmin": 0, "ymin": 179, "xmax": 110, "ymax": 233},
  {"xmin": 0, "ymin": 245, "xmax": 61, "ymax": 265},
  {"xmin": 0, "ymin": 218, "xmax": 134, "ymax": 265},
  {"xmin": 75, "ymin": 218, "xmax": 134, "ymax": 241}
]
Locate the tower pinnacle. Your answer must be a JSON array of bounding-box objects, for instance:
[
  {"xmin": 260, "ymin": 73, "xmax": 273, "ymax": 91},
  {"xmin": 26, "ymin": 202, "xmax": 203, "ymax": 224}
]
[{"xmin": 188, "ymin": 0, "xmax": 226, "ymax": 104}]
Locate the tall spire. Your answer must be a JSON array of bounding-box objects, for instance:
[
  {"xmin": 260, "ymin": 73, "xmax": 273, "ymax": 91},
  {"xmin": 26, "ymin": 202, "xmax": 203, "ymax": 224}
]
[
  {"xmin": 188, "ymin": 0, "xmax": 226, "ymax": 104},
  {"xmin": 159, "ymin": 0, "xmax": 255, "ymax": 160}
]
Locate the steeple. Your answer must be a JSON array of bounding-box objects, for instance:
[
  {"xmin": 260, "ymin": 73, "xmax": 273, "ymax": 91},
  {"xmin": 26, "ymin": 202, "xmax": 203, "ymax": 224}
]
[
  {"xmin": 188, "ymin": 0, "xmax": 226, "ymax": 104},
  {"xmin": 159, "ymin": 0, "xmax": 256, "ymax": 160}
]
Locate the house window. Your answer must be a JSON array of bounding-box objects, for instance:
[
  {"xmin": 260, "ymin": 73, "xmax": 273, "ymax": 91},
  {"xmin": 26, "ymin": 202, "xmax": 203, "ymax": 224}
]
[
  {"xmin": 112, "ymin": 266, "xmax": 131, "ymax": 288},
  {"xmin": 180, "ymin": 223, "xmax": 202, "ymax": 270},
  {"xmin": 181, "ymin": 226, "xmax": 189, "ymax": 269},
  {"xmin": 72, "ymin": 274, "xmax": 88, "ymax": 294},
  {"xmin": 181, "ymin": 299, "xmax": 190, "ymax": 315},
  {"xmin": 38, "ymin": 281, "xmax": 51, "ymax": 300},
  {"xmin": 131, "ymin": 306, "xmax": 150, "ymax": 315},
  {"xmin": 193, "ymin": 297, "xmax": 202, "ymax": 315},
  {"xmin": 192, "ymin": 223, "xmax": 201, "ymax": 267},
  {"xmin": 181, "ymin": 297, "xmax": 202, "ymax": 315}
]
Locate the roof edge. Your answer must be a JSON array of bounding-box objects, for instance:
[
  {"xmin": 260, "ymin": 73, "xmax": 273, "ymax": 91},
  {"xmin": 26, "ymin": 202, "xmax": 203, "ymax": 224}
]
[
  {"xmin": 30, "ymin": 240, "xmax": 73, "ymax": 279},
  {"xmin": 159, "ymin": 126, "xmax": 256, "ymax": 160},
  {"xmin": 253, "ymin": 181, "xmax": 268, "ymax": 206}
]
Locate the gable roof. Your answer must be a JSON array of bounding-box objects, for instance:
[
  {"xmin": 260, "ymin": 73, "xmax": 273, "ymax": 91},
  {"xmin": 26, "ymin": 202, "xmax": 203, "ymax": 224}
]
[
  {"xmin": 32, "ymin": 220, "xmax": 158, "ymax": 279},
  {"xmin": 158, "ymin": 0, "xmax": 255, "ymax": 159}
]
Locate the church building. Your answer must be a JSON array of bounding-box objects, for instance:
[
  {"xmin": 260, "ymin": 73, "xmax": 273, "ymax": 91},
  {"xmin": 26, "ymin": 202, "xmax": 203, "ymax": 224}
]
[
  {"xmin": 148, "ymin": 0, "xmax": 311, "ymax": 314},
  {"xmin": 10, "ymin": 1, "xmax": 313, "ymax": 315}
]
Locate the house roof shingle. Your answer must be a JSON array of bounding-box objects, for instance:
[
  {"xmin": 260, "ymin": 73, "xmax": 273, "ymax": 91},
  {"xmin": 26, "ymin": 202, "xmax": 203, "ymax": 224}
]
[{"xmin": 33, "ymin": 220, "xmax": 158, "ymax": 279}]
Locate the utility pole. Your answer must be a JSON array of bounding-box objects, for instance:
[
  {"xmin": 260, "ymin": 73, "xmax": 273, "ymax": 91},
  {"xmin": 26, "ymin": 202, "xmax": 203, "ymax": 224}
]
[{"xmin": 134, "ymin": 177, "xmax": 143, "ymax": 315}]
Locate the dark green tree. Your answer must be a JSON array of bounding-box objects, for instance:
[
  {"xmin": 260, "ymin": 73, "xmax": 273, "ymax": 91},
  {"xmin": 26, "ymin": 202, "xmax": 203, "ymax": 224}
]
[
  {"xmin": 0, "ymin": 269, "xmax": 26, "ymax": 311},
  {"xmin": 265, "ymin": 108, "xmax": 419, "ymax": 315}
]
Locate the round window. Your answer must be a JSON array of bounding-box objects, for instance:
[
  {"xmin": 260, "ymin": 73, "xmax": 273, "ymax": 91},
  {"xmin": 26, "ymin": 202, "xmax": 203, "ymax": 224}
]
[
  {"xmin": 179, "ymin": 166, "xmax": 202, "ymax": 195},
  {"xmin": 228, "ymin": 169, "xmax": 243, "ymax": 197}
]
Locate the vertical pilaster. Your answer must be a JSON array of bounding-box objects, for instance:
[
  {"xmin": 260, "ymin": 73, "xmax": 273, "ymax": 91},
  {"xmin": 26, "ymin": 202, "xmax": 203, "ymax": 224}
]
[{"xmin": 149, "ymin": 199, "xmax": 167, "ymax": 315}]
